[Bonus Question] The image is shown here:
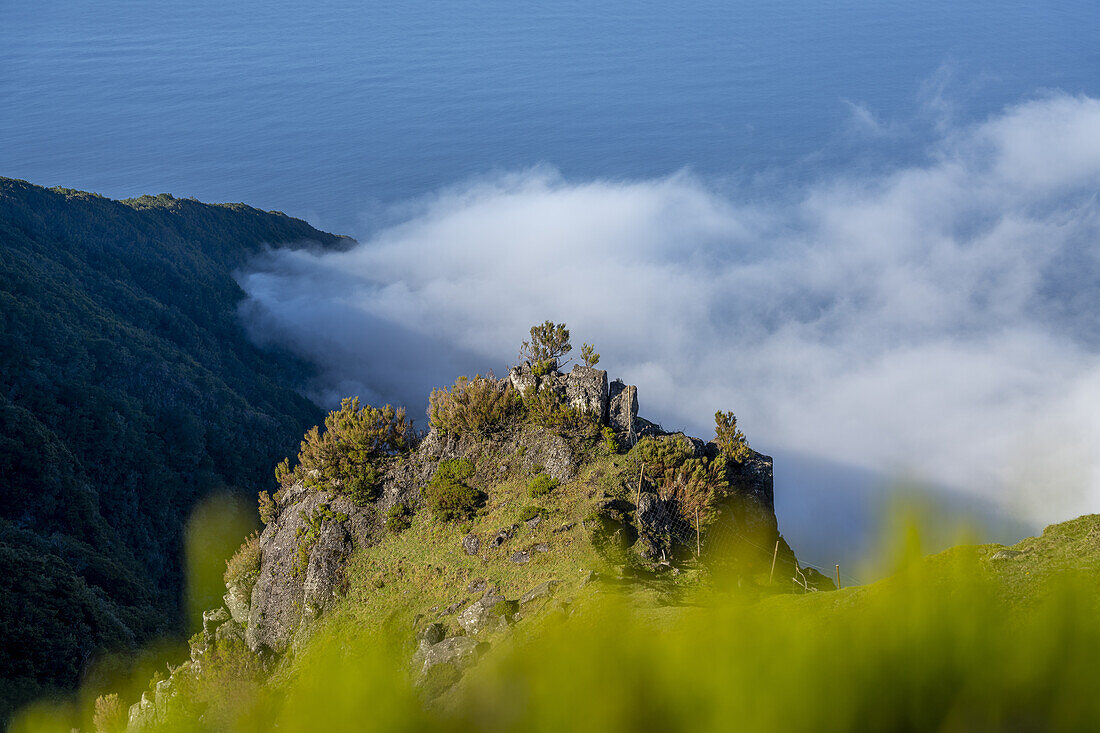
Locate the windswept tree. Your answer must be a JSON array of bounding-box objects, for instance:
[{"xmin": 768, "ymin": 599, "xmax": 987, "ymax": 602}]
[
  {"xmin": 519, "ymin": 320, "xmax": 572, "ymax": 372},
  {"xmin": 581, "ymin": 342, "xmax": 600, "ymax": 367},
  {"xmin": 274, "ymin": 397, "xmax": 412, "ymax": 504},
  {"xmin": 714, "ymin": 410, "xmax": 751, "ymax": 463}
]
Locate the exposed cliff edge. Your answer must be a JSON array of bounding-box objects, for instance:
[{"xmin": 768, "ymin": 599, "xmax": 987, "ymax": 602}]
[{"xmin": 127, "ymin": 353, "xmax": 827, "ymax": 729}]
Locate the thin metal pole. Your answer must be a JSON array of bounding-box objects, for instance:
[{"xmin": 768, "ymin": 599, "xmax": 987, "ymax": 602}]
[{"xmin": 769, "ymin": 539, "xmax": 780, "ymax": 583}]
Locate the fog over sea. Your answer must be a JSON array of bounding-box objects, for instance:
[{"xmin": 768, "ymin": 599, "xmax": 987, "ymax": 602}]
[{"xmin": 4, "ymin": 0, "xmax": 1098, "ymax": 569}]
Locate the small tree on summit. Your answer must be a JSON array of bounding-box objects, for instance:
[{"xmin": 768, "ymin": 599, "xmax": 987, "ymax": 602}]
[
  {"xmin": 519, "ymin": 320, "xmax": 572, "ymax": 373},
  {"xmin": 581, "ymin": 342, "xmax": 600, "ymax": 367},
  {"xmin": 714, "ymin": 410, "xmax": 752, "ymax": 463}
]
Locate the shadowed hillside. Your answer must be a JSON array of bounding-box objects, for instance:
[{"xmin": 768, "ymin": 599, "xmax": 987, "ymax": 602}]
[{"xmin": 0, "ymin": 179, "xmax": 346, "ymax": 722}]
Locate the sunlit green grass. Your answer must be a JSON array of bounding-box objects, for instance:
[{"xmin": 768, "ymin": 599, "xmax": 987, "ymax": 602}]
[{"xmin": 13, "ymin": 495, "xmax": 1100, "ymax": 733}]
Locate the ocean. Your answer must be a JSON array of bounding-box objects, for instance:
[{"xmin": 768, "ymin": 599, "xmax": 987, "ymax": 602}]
[{"xmin": 2, "ymin": 0, "xmax": 1096, "ymax": 234}]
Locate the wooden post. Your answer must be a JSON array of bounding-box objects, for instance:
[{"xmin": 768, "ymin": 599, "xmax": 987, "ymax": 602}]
[
  {"xmin": 835, "ymin": 564, "xmax": 842, "ymax": 590},
  {"xmin": 769, "ymin": 539, "xmax": 780, "ymax": 583},
  {"xmin": 695, "ymin": 507, "xmax": 701, "ymax": 557}
]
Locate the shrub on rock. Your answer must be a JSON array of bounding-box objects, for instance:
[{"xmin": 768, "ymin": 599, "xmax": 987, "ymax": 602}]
[
  {"xmin": 424, "ymin": 458, "xmax": 484, "ymax": 521},
  {"xmin": 223, "ymin": 531, "xmax": 261, "ymax": 598},
  {"xmin": 429, "ymin": 374, "xmax": 521, "ymax": 437},
  {"xmin": 275, "ymin": 397, "xmax": 412, "ymax": 505},
  {"xmin": 386, "ymin": 502, "xmax": 413, "ymax": 533},
  {"xmin": 528, "ymin": 473, "xmax": 559, "ymax": 498}
]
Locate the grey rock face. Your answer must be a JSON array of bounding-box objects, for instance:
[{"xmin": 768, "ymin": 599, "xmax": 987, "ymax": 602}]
[
  {"xmin": 127, "ymin": 693, "xmax": 155, "ymax": 732},
  {"xmin": 720, "ymin": 449, "xmax": 778, "ymax": 539},
  {"xmin": 302, "ymin": 520, "xmax": 353, "ymax": 618},
  {"xmin": 608, "ymin": 380, "xmax": 639, "ymax": 446},
  {"xmin": 411, "ymin": 635, "xmax": 488, "ymax": 688},
  {"xmin": 456, "ymin": 593, "xmax": 506, "ymax": 636},
  {"xmin": 202, "ymin": 607, "xmax": 229, "ymax": 637},
  {"xmin": 246, "ymin": 488, "xmax": 372, "ymax": 655},
  {"xmin": 520, "ymin": 580, "xmax": 560, "ymax": 605},
  {"xmin": 462, "ymin": 532, "xmax": 480, "ymax": 555},
  {"xmin": 565, "ymin": 365, "xmax": 609, "ymax": 418},
  {"xmin": 507, "ymin": 363, "xmax": 540, "ymax": 396},
  {"xmin": 491, "ymin": 525, "xmax": 516, "ymax": 547},
  {"xmin": 417, "ymin": 622, "xmax": 446, "ymax": 646},
  {"xmin": 991, "ymin": 549, "xmax": 1023, "ymax": 560},
  {"xmin": 215, "ymin": 620, "xmax": 245, "ymax": 645},
  {"xmin": 153, "ymin": 679, "xmax": 176, "ymax": 721},
  {"xmin": 223, "ymin": 583, "xmax": 251, "ymax": 626},
  {"xmin": 635, "ymin": 492, "xmax": 678, "ymax": 562}
]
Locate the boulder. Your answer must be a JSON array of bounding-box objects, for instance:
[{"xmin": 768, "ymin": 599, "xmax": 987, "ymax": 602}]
[
  {"xmin": 507, "ymin": 363, "xmax": 542, "ymax": 396},
  {"xmin": 153, "ymin": 679, "xmax": 176, "ymax": 722},
  {"xmin": 202, "ymin": 607, "xmax": 230, "ymax": 638},
  {"xmin": 247, "ymin": 489, "xmax": 371, "ymax": 655},
  {"xmin": 635, "ymin": 492, "xmax": 677, "ymax": 562},
  {"xmin": 462, "ymin": 532, "xmax": 480, "ymax": 555},
  {"xmin": 223, "ymin": 583, "xmax": 251, "ymax": 626},
  {"xmin": 411, "ymin": 635, "xmax": 489, "ymax": 691},
  {"xmin": 417, "ymin": 622, "xmax": 446, "ymax": 646},
  {"xmin": 520, "ymin": 580, "xmax": 560, "ymax": 605},
  {"xmin": 510, "ymin": 550, "xmax": 531, "ymax": 565},
  {"xmin": 991, "ymin": 549, "xmax": 1023, "ymax": 560},
  {"xmin": 720, "ymin": 450, "xmax": 778, "ymax": 540},
  {"xmin": 608, "ymin": 380, "xmax": 639, "ymax": 445},
  {"xmin": 127, "ymin": 693, "xmax": 155, "ymax": 732},
  {"xmin": 565, "ymin": 365, "xmax": 609, "ymax": 418},
  {"xmin": 466, "ymin": 577, "xmax": 488, "ymax": 595},
  {"xmin": 491, "ymin": 525, "xmax": 516, "ymax": 547},
  {"xmin": 456, "ymin": 593, "xmax": 507, "ymax": 635}
]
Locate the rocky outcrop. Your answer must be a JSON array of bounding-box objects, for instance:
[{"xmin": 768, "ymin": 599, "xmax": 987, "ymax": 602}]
[
  {"xmin": 608, "ymin": 380, "xmax": 639, "ymax": 446},
  {"xmin": 634, "ymin": 492, "xmax": 678, "ymax": 562},
  {"xmin": 565, "ymin": 365, "xmax": 609, "ymax": 418},
  {"xmin": 246, "ymin": 486, "xmax": 374, "ymax": 655},
  {"xmin": 508, "ymin": 362, "xmax": 608, "ymax": 419},
  {"xmin": 456, "ymin": 593, "xmax": 508, "ymax": 636}
]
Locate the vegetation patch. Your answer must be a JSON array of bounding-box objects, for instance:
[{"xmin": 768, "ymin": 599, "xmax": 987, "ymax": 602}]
[
  {"xmin": 224, "ymin": 531, "xmax": 262, "ymax": 595},
  {"xmin": 386, "ymin": 503, "xmax": 413, "ymax": 534},
  {"xmin": 527, "ymin": 473, "xmax": 559, "ymax": 498},
  {"xmin": 519, "ymin": 506, "xmax": 547, "ymax": 523},
  {"xmin": 423, "ymin": 459, "xmax": 485, "ymax": 521},
  {"xmin": 429, "ymin": 375, "xmax": 522, "ymax": 437},
  {"xmin": 490, "ymin": 599, "xmax": 520, "ymax": 618},
  {"xmin": 293, "ymin": 504, "xmax": 348, "ymax": 577},
  {"xmin": 276, "ymin": 397, "xmax": 412, "ymax": 505}
]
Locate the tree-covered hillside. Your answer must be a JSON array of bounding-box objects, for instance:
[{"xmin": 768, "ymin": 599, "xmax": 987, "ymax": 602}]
[{"xmin": 0, "ymin": 178, "xmax": 343, "ymax": 721}]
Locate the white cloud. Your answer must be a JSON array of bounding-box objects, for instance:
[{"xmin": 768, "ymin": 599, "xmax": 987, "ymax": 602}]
[{"xmin": 237, "ymin": 94, "xmax": 1100, "ymax": 527}]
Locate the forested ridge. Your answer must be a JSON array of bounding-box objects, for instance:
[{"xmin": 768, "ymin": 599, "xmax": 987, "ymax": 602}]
[{"xmin": 0, "ymin": 178, "xmax": 343, "ymax": 721}]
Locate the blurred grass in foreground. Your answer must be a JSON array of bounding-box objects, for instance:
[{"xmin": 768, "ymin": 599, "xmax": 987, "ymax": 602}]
[{"xmin": 12, "ymin": 514, "xmax": 1100, "ymax": 732}]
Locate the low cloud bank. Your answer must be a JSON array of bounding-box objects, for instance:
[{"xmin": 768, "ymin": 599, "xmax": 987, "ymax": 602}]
[{"xmin": 238, "ymin": 93, "xmax": 1100, "ymax": 527}]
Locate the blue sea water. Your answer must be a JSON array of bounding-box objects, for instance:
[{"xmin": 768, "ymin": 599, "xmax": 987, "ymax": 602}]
[{"xmin": 1, "ymin": 0, "xmax": 1097, "ymax": 235}]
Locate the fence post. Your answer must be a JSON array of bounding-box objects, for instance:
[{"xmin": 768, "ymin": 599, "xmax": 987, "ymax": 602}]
[
  {"xmin": 695, "ymin": 507, "xmax": 701, "ymax": 557},
  {"xmin": 835, "ymin": 564, "xmax": 842, "ymax": 590},
  {"xmin": 769, "ymin": 539, "xmax": 780, "ymax": 583}
]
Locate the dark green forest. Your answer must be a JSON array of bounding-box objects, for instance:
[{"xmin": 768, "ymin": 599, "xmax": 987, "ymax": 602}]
[{"xmin": 0, "ymin": 179, "xmax": 342, "ymax": 721}]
